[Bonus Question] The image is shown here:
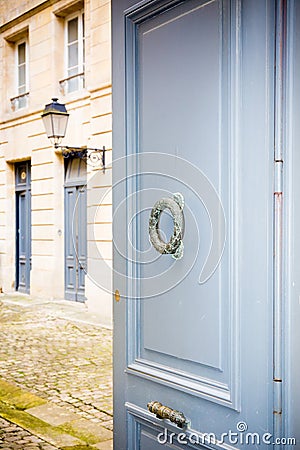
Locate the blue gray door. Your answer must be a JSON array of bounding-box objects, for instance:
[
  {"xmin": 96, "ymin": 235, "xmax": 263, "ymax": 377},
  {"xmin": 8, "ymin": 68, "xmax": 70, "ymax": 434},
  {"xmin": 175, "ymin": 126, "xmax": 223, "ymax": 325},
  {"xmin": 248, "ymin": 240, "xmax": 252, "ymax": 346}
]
[
  {"xmin": 112, "ymin": 0, "xmax": 285, "ymax": 448},
  {"xmin": 15, "ymin": 161, "xmax": 31, "ymax": 294},
  {"xmin": 64, "ymin": 158, "xmax": 87, "ymax": 302}
]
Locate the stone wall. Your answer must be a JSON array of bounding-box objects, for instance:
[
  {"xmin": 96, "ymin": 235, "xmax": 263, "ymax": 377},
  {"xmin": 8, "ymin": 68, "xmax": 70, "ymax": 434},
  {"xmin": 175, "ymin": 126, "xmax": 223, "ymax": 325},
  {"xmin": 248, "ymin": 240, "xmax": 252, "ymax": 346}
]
[{"xmin": 0, "ymin": 0, "xmax": 112, "ymax": 326}]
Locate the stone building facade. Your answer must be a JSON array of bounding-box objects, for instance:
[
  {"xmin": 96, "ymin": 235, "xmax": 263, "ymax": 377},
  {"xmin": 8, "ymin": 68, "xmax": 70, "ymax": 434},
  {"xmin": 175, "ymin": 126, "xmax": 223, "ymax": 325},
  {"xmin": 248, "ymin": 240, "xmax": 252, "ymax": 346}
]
[{"xmin": 0, "ymin": 0, "xmax": 112, "ymax": 326}]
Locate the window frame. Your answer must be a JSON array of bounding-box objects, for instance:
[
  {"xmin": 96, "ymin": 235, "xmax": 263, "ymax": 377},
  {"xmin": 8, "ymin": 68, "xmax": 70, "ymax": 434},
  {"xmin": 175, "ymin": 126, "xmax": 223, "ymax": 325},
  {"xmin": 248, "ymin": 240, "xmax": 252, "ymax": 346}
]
[
  {"xmin": 64, "ymin": 9, "xmax": 85, "ymax": 93},
  {"xmin": 13, "ymin": 37, "xmax": 29, "ymax": 109}
]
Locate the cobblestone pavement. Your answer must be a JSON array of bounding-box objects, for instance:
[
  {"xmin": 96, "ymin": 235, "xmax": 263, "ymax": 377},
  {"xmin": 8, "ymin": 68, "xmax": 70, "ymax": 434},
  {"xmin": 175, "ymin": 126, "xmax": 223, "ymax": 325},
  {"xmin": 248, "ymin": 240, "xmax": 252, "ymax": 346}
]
[
  {"xmin": 0, "ymin": 418, "xmax": 58, "ymax": 449},
  {"xmin": 0, "ymin": 294, "xmax": 113, "ymax": 448}
]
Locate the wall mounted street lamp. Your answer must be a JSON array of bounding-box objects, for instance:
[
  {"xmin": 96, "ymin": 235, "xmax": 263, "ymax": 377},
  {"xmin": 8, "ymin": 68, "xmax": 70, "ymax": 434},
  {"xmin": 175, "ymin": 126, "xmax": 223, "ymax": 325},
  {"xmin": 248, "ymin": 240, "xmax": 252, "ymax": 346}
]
[{"xmin": 41, "ymin": 98, "xmax": 105, "ymax": 169}]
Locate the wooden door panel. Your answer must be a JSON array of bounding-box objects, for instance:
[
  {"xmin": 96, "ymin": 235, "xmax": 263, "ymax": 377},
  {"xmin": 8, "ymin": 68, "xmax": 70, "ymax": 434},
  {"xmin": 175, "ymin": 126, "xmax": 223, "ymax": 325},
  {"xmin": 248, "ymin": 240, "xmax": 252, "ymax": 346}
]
[
  {"xmin": 113, "ymin": 0, "xmax": 275, "ymax": 448},
  {"xmin": 125, "ymin": 0, "xmax": 237, "ymax": 411},
  {"xmin": 64, "ymin": 184, "xmax": 87, "ymax": 302},
  {"xmin": 65, "ymin": 186, "xmax": 77, "ymax": 301},
  {"xmin": 77, "ymin": 186, "xmax": 87, "ymax": 299}
]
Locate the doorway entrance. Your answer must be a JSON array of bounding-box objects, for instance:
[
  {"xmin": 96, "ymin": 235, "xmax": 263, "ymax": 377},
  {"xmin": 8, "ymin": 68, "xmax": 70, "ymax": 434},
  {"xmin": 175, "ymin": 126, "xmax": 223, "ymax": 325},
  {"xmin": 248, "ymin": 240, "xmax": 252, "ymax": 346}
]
[
  {"xmin": 64, "ymin": 157, "xmax": 87, "ymax": 302},
  {"xmin": 15, "ymin": 161, "xmax": 31, "ymax": 294}
]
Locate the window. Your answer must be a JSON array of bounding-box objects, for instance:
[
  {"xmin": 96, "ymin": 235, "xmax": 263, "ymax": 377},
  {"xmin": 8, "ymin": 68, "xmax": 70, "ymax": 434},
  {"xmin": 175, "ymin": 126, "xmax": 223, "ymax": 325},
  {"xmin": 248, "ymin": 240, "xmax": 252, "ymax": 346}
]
[
  {"xmin": 17, "ymin": 42, "xmax": 26, "ymax": 95},
  {"xmin": 62, "ymin": 11, "xmax": 85, "ymax": 94},
  {"xmin": 11, "ymin": 40, "xmax": 29, "ymax": 110}
]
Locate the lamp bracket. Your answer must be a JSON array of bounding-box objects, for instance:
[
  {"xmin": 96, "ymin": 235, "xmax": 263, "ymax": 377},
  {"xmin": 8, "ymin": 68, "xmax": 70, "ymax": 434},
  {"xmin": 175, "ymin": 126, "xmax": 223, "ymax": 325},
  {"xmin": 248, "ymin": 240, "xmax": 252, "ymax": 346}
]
[{"xmin": 55, "ymin": 144, "xmax": 106, "ymax": 170}]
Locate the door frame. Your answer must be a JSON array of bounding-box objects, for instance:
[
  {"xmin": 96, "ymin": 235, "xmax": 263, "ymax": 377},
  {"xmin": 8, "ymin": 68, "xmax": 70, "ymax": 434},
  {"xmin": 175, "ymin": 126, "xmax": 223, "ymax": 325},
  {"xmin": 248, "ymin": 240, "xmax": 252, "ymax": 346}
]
[
  {"xmin": 15, "ymin": 160, "xmax": 31, "ymax": 294},
  {"xmin": 281, "ymin": 0, "xmax": 300, "ymax": 444}
]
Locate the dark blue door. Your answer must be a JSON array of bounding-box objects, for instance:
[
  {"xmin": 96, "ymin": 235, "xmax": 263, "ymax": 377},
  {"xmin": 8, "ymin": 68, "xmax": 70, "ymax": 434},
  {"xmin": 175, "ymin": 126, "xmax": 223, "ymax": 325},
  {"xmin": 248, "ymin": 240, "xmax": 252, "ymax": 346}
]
[
  {"xmin": 64, "ymin": 158, "xmax": 87, "ymax": 302},
  {"xmin": 16, "ymin": 161, "xmax": 31, "ymax": 294}
]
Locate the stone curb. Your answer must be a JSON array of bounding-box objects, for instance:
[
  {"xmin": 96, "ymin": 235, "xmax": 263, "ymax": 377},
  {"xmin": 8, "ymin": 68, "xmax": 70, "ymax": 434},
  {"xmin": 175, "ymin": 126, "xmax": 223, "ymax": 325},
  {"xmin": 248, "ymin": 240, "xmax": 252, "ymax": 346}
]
[{"xmin": 0, "ymin": 379, "xmax": 113, "ymax": 449}]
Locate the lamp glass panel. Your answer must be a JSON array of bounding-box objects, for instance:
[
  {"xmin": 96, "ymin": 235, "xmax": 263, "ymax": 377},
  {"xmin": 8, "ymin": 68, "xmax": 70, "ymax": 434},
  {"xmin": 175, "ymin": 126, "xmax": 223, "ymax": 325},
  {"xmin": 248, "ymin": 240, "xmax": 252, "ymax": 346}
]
[
  {"xmin": 42, "ymin": 113, "xmax": 55, "ymax": 138},
  {"xmin": 51, "ymin": 113, "xmax": 69, "ymax": 137}
]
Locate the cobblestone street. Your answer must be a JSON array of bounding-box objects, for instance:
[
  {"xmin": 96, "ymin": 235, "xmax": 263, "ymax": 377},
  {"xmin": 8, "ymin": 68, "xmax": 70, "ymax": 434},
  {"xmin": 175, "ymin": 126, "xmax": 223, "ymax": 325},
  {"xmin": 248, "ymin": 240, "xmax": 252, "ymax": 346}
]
[
  {"xmin": 0, "ymin": 418, "xmax": 58, "ymax": 449},
  {"xmin": 0, "ymin": 294, "xmax": 113, "ymax": 449}
]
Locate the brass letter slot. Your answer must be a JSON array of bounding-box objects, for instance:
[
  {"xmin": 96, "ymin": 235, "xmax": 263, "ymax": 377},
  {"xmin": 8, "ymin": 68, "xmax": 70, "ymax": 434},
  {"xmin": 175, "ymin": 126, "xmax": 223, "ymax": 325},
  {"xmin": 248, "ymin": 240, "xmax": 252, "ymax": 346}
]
[{"xmin": 147, "ymin": 401, "xmax": 188, "ymax": 429}]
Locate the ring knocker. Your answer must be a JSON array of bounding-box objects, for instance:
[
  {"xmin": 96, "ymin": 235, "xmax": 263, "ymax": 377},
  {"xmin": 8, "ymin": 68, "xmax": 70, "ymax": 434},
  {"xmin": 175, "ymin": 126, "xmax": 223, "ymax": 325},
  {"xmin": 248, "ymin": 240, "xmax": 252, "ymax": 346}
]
[{"xmin": 149, "ymin": 193, "xmax": 184, "ymax": 260}]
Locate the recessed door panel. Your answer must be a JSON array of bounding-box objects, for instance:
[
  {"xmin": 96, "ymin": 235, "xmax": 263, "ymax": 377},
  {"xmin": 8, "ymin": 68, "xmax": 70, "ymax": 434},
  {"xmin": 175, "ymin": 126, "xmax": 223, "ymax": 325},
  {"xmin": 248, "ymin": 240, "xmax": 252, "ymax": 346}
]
[
  {"xmin": 131, "ymin": 0, "xmax": 231, "ymax": 395},
  {"xmin": 65, "ymin": 186, "xmax": 77, "ymax": 300},
  {"xmin": 64, "ymin": 184, "xmax": 87, "ymax": 302},
  {"xmin": 126, "ymin": 0, "xmax": 236, "ymax": 409},
  {"xmin": 77, "ymin": 186, "xmax": 87, "ymax": 295}
]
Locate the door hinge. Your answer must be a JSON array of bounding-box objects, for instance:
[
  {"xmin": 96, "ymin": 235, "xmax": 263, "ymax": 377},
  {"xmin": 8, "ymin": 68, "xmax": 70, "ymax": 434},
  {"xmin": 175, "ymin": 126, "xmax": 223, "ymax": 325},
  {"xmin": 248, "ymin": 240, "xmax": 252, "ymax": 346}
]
[
  {"xmin": 274, "ymin": 160, "xmax": 283, "ymax": 195},
  {"xmin": 273, "ymin": 378, "xmax": 282, "ymax": 415}
]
